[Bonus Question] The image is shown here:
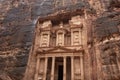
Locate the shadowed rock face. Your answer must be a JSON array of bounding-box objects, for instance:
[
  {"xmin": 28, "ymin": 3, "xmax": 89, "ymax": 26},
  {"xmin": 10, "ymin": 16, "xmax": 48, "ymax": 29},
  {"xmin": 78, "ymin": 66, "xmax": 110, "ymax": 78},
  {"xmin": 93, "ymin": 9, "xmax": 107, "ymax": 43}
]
[
  {"xmin": 0, "ymin": 0, "xmax": 86, "ymax": 80},
  {"xmin": 94, "ymin": 12, "xmax": 120, "ymax": 42},
  {"xmin": 0, "ymin": 0, "xmax": 120, "ymax": 80}
]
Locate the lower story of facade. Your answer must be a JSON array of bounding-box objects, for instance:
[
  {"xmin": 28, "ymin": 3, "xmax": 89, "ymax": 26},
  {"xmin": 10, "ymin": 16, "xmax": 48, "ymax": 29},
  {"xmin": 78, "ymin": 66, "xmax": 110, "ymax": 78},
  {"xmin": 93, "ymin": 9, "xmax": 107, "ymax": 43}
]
[{"xmin": 34, "ymin": 47, "xmax": 84, "ymax": 80}]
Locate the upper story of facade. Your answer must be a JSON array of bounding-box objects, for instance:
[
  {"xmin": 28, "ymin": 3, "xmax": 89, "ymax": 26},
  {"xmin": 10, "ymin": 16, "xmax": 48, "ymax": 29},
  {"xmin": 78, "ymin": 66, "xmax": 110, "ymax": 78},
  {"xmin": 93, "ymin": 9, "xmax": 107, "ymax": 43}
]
[{"xmin": 34, "ymin": 10, "xmax": 87, "ymax": 52}]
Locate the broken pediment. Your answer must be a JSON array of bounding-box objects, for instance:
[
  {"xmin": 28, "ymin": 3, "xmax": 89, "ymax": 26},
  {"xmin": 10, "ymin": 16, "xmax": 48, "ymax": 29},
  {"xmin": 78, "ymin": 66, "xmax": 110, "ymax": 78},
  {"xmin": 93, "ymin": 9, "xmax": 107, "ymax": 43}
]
[
  {"xmin": 41, "ymin": 21, "xmax": 52, "ymax": 28},
  {"xmin": 69, "ymin": 15, "xmax": 83, "ymax": 27}
]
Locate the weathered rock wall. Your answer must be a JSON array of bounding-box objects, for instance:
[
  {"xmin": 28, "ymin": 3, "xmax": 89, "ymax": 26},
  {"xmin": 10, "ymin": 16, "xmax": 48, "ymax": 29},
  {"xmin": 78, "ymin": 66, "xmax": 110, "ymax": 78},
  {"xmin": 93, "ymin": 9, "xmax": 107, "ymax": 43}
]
[
  {"xmin": 0, "ymin": 0, "xmax": 120, "ymax": 80},
  {"xmin": 93, "ymin": 12, "xmax": 120, "ymax": 80},
  {"xmin": 0, "ymin": 0, "xmax": 86, "ymax": 80}
]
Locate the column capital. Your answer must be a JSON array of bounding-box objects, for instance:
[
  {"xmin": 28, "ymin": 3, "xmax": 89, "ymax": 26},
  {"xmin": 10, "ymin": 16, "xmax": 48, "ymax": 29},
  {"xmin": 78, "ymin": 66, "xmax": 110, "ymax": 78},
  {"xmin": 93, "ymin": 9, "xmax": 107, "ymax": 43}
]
[
  {"xmin": 80, "ymin": 55, "xmax": 83, "ymax": 57},
  {"xmin": 45, "ymin": 56, "xmax": 48, "ymax": 58},
  {"xmin": 80, "ymin": 52, "xmax": 84, "ymax": 57},
  {"xmin": 63, "ymin": 56, "xmax": 67, "ymax": 58},
  {"xmin": 37, "ymin": 55, "xmax": 40, "ymax": 59}
]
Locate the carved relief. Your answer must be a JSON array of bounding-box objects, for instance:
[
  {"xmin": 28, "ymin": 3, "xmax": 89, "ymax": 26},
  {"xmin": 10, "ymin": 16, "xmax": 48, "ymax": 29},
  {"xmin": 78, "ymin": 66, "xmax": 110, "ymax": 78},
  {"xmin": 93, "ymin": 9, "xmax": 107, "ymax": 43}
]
[
  {"xmin": 70, "ymin": 16, "xmax": 83, "ymax": 46},
  {"xmin": 51, "ymin": 33, "xmax": 56, "ymax": 47},
  {"xmin": 73, "ymin": 31, "xmax": 79, "ymax": 45},
  {"xmin": 65, "ymin": 33, "xmax": 71, "ymax": 46},
  {"xmin": 57, "ymin": 33, "xmax": 63, "ymax": 46},
  {"xmin": 41, "ymin": 33, "xmax": 49, "ymax": 47}
]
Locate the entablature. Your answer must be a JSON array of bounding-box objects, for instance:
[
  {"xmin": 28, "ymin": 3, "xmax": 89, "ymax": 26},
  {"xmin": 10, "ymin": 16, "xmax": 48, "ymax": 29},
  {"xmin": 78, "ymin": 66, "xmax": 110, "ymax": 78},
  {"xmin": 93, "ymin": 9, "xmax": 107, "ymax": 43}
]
[{"xmin": 36, "ymin": 46, "xmax": 84, "ymax": 55}]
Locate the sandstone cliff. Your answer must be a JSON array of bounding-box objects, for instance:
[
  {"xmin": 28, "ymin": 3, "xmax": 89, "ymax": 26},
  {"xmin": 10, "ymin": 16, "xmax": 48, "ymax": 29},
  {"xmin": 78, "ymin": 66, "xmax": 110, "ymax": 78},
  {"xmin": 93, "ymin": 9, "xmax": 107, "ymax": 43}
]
[{"xmin": 0, "ymin": 0, "xmax": 120, "ymax": 80}]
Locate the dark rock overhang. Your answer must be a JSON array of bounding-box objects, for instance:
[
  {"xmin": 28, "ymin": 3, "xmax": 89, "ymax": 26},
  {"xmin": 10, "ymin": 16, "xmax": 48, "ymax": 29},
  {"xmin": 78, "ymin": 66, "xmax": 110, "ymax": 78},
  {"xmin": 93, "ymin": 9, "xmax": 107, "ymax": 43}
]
[
  {"xmin": 37, "ymin": 1, "xmax": 86, "ymax": 23},
  {"xmin": 38, "ymin": 8, "xmax": 84, "ymax": 24},
  {"xmin": 110, "ymin": 0, "xmax": 120, "ymax": 8}
]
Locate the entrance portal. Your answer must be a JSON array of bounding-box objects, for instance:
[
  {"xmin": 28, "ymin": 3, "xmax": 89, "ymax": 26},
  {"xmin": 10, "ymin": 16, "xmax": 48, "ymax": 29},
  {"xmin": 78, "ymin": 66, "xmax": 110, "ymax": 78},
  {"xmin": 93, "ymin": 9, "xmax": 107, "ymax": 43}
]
[
  {"xmin": 58, "ymin": 65, "xmax": 63, "ymax": 80},
  {"xmin": 46, "ymin": 57, "xmax": 73, "ymax": 80}
]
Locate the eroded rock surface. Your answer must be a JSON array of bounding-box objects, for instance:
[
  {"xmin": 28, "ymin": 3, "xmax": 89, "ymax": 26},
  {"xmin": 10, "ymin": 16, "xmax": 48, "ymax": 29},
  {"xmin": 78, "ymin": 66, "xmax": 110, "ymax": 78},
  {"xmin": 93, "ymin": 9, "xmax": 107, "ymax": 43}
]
[{"xmin": 0, "ymin": 0, "xmax": 120, "ymax": 80}]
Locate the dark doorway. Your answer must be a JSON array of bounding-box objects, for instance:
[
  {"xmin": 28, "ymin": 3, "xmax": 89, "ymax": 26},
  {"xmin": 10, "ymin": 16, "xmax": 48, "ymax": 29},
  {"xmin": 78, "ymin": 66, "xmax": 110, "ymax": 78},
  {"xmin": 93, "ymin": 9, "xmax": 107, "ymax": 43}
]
[{"xmin": 58, "ymin": 65, "xmax": 63, "ymax": 80}]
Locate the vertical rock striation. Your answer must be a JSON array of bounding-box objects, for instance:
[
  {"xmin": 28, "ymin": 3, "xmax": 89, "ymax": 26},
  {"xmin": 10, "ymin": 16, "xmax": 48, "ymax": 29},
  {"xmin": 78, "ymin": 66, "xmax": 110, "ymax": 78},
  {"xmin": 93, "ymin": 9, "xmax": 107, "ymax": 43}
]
[{"xmin": 0, "ymin": 0, "xmax": 120, "ymax": 80}]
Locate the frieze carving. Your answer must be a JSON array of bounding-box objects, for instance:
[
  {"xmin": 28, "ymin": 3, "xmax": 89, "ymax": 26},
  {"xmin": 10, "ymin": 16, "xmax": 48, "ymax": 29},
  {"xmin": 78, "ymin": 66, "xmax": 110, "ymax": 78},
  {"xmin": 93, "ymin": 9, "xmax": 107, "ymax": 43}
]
[
  {"xmin": 73, "ymin": 31, "xmax": 79, "ymax": 45},
  {"xmin": 41, "ymin": 34, "xmax": 48, "ymax": 47}
]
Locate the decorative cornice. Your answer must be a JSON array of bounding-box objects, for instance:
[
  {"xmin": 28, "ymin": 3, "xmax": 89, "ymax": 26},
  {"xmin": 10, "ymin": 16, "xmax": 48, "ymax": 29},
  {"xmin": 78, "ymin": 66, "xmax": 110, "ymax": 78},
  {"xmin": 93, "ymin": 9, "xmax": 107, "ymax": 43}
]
[
  {"xmin": 55, "ymin": 28, "xmax": 68, "ymax": 33},
  {"xmin": 36, "ymin": 46, "xmax": 84, "ymax": 55},
  {"xmin": 70, "ymin": 24, "xmax": 83, "ymax": 29}
]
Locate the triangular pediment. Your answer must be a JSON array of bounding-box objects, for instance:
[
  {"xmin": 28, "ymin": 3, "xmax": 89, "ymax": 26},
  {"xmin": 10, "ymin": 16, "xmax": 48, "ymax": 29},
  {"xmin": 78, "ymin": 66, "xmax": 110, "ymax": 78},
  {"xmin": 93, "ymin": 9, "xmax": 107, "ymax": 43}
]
[
  {"xmin": 36, "ymin": 46, "xmax": 84, "ymax": 55},
  {"xmin": 46, "ymin": 46, "xmax": 73, "ymax": 53},
  {"xmin": 49, "ymin": 48, "xmax": 66, "ymax": 52}
]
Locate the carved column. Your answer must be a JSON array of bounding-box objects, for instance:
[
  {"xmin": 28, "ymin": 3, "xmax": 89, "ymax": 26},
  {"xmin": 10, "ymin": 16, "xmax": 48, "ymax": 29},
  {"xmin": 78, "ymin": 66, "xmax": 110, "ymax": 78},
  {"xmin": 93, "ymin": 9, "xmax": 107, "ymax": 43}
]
[
  {"xmin": 62, "ymin": 32, "xmax": 65, "ymax": 45},
  {"xmin": 34, "ymin": 57, "xmax": 40, "ymax": 80},
  {"xmin": 51, "ymin": 57, "xmax": 55, "ymax": 80},
  {"xmin": 48, "ymin": 33, "xmax": 50, "ymax": 46},
  {"xmin": 79, "ymin": 29, "xmax": 82, "ymax": 45},
  {"xmin": 71, "ymin": 31, "xmax": 73, "ymax": 45},
  {"xmin": 71, "ymin": 56, "xmax": 74, "ymax": 80},
  {"xmin": 80, "ymin": 55, "xmax": 84, "ymax": 80},
  {"xmin": 63, "ymin": 57, "xmax": 66, "ymax": 80},
  {"xmin": 43, "ymin": 57, "xmax": 48, "ymax": 80}
]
